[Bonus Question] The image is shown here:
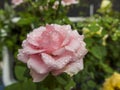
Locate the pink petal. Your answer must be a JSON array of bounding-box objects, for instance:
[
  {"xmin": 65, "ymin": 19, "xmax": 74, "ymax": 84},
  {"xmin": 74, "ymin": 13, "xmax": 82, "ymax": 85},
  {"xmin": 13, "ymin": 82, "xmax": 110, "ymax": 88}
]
[
  {"xmin": 62, "ymin": 0, "xmax": 78, "ymax": 5},
  {"xmin": 62, "ymin": 34, "xmax": 70, "ymax": 46},
  {"xmin": 52, "ymin": 24, "xmax": 72, "ymax": 38},
  {"xmin": 64, "ymin": 59, "xmax": 84, "ymax": 76},
  {"xmin": 55, "ymin": 56, "xmax": 72, "ymax": 69},
  {"xmin": 76, "ymin": 42, "xmax": 88, "ymax": 58},
  {"xmin": 27, "ymin": 27, "xmax": 46, "ymax": 47},
  {"xmin": 52, "ymin": 48, "xmax": 65, "ymax": 55},
  {"xmin": 52, "ymin": 68, "xmax": 65, "ymax": 76},
  {"xmin": 41, "ymin": 53, "xmax": 72, "ymax": 69},
  {"xmin": 23, "ymin": 46, "xmax": 45, "ymax": 54},
  {"xmin": 17, "ymin": 49, "xmax": 29, "ymax": 63},
  {"xmin": 65, "ymin": 39, "xmax": 80, "ymax": 52},
  {"xmin": 71, "ymin": 30, "xmax": 84, "ymax": 40},
  {"xmin": 22, "ymin": 40, "xmax": 45, "ymax": 54},
  {"xmin": 41, "ymin": 53, "xmax": 56, "ymax": 67},
  {"xmin": 40, "ymin": 26, "xmax": 63, "ymax": 53},
  {"xmin": 30, "ymin": 69, "xmax": 48, "ymax": 82},
  {"xmin": 27, "ymin": 55, "xmax": 49, "ymax": 74}
]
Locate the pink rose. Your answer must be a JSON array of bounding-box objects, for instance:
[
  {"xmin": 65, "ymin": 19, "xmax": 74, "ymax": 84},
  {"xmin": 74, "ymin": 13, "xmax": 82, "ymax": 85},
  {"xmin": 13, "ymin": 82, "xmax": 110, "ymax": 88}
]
[
  {"xmin": 62, "ymin": 0, "xmax": 78, "ymax": 5},
  {"xmin": 53, "ymin": 0, "xmax": 78, "ymax": 9},
  {"xmin": 17, "ymin": 24, "xmax": 87, "ymax": 82},
  {"xmin": 12, "ymin": 0, "xmax": 23, "ymax": 6}
]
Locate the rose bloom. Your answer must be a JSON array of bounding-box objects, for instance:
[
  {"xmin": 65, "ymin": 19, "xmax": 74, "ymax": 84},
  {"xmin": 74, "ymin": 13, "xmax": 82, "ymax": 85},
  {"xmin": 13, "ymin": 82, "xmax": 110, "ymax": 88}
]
[
  {"xmin": 53, "ymin": 0, "xmax": 78, "ymax": 9},
  {"xmin": 12, "ymin": 0, "xmax": 23, "ymax": 6},
  {"xmin": 18, "ymin": 24, "xmax": 87, "ymax": 82},
  {"xmin": 62, "ymin": 0, "xmax": 78, "ymax": 5}
]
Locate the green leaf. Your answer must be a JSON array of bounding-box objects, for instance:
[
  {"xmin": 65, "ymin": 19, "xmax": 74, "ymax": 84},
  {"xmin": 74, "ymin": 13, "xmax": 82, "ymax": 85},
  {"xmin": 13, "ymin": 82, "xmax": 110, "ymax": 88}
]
[
  {"xmin": 65, "ymin": 79, "xmax": 75, "ymax": 90},
  {"xmin": 22, "ymin": 80, "xmax": 36, "ymax": 90},
  {"xmin": 5, "ymin": 80, "xmax": 36, "ymax": 90},
  {"xmin": 56, "ymin": 76, "xmax": 67, "ymax": 85},
  {"xmin": 15, "ymin": 66, "xmax": 27, "ymax": 81},
  {"xmin": 88, "ymin": 23, "xmax": 100, "ymax": 32},
  {"xmin": 84, "ymin": 38, "xmax": 94, "ymax": 48},
  {"xmin": 87, "ymin": 80, "xmax": 96, "ymax": 88},
  {"xmin": 90, "ymin": 45, "xmax": 106, "ymax": 60},
  {"xmin": 5, "ymin": 82, "xmax": 21, "ymax": 90},
  {"xmin": 100, "ymin": 63, "xmax": 113, "ymax": 74}
]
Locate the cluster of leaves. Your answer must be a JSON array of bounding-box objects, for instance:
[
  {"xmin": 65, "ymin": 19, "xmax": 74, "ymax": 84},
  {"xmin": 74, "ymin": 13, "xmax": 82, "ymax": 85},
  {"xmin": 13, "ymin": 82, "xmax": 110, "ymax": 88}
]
[
  {"xmin": 73, "ymin": 14, "xmax": 120, "ymax": 90},
  {"xmin": 6, "ymin": 70, "xmax": 75, "ymax": 90}
]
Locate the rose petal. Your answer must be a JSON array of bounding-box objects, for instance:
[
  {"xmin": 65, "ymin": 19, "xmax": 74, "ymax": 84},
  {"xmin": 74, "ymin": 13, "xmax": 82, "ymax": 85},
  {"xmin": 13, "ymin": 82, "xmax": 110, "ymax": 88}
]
[
  {"xmin": 17, "ymin": 49, "xmax": 29, "ymax": 63},
  {"xmin": 30, "ymin": 69, "xmax": 48, "ymax": 82},
  {"xmin": 52, "ymin": 68, "xmax": 65, "ymax": 76},
  {"xmin": 22, "ymin": 40, "xmax": 45, "ymax": 54},
  {"xmin": 64, "ymin": 59, "xmax": 84, "ymax": 76},
  {"xmin": 41, "ymin": 53, "xmax": 72, "ymax": 69},
  {"xmin": 12, "ymin": 0, "xmax": 23, "ymax": 6},
  {"xmin": 41, "ymin": 53, "xmax": 55, "ymax": 67},
  {"xmin": 71, "ymin": 30, "xmax": 84, "ymax": 40},
  {"xmin": 52, "ymin": 48, "xmax": 65, "ymax": 55},
  {"xmin": 76, "ymin": 42, "xmax": 88, "ymax": 58},
  {"xmin": 62, "ymin": 34, "xmax": 70, "ymax": 46},
  {"xmin": 55, "ymin": 56, "xmax": 72, "ymax": 69},
  {"xmin": 62, "ymin": 0, "xmax": 78, "ymax": 5},
  {"xmin": 27, "ymin": 27, "xmax": 46, "ymax": 47},
  {"xmin": 65, "ymin": 39, "xmax": 80, "ymax": 52},
  {"xmin": 52, "ymin": 24, "xmax": 72, "ymax": 38},
  {"xmin": 27, "ymin": 55, "xmax": 49, "ymax": 74}
]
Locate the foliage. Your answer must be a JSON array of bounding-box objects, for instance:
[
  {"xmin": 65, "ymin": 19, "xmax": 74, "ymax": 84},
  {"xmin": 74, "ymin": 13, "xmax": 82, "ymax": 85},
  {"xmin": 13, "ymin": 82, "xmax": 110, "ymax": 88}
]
[{"xmin": 74, "ymin": 14, "xmax": 120, "ymax": 90}]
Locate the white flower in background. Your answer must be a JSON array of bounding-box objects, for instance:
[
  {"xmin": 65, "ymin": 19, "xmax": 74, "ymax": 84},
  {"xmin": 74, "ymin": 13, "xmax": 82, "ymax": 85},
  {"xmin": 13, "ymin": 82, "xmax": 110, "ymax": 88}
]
[
  {"xmin": 100, "ymin": 0, "xmax": 112, "ymax": 9},
  {"xmin": 11, "ymin": 17, "xmax": 21, "ymax": 23},
  {"xmin": 0, "ymin": 29, "xmax": 7, "ymax": 37}
]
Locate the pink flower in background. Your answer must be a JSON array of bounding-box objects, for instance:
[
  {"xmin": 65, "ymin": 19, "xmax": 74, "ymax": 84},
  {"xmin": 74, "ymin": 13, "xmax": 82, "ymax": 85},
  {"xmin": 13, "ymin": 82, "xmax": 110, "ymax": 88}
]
[
  {"xmin": 62, "ymin": 0, "xmax": 78, "ymax": 5},
  {"xmin": 17, "ymin": 24, "xmax": 87, "ymax": 82},
  {"xmin": 12, "ymin": 0, "xmax": 23, "ymax": 6},
  {"xmin": 53, "ymin": 0, "xmax": 78, "ymax": 8}
]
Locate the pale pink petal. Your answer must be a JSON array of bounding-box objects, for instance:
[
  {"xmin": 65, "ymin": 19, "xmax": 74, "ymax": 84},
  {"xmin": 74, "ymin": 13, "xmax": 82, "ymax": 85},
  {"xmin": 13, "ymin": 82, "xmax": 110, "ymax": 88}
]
[
  {"xmin": 23, "ymin": 46, "xmax": 45, "ymax": 54},
  {"xmin": 52, "ymin": 68, "xmax": 65, "ymax": 76},
  {"xmin": 17, "ymin": 49, "xmax": 29, "ymax": 63},
  {"xmin": 12, "ymin": 0, "xmax": 23, "ymax": 6},
  {"xmin": 30, "ymin": 69, "xmax": 48, "ymax": 82},
  {"xmin": 27, "ymin": 55, "xmax": 49, "ymax": 74},
  {"xmin": 65, "ymin": 39, "xmax": 80, "ymax": 52},
  {"xmin": 64, "ymin": 59, "xmax": 84, "ymax": 76},
  {"xmin": 61, "ymin": 34, "xmax": 70, "ymax": 46},
  {"xmin": 52, "ymin": 24, "xmax": 72, "ymax": 38},
  {"xmin": 40, "ymin": 26, "xmax": 63, "ymax": 53},
  {"xmin": 55, "ymin": 55, "xmax": 72, "ymax": 69},
  {"xmin": 76, "ymin": 42, "xmax": 88, "ymax": 58},
  {"xmin": 22, "ymin": 40, "xmax": 45, "ymax": 54},
  {"xmin": 70, "ymin": 30, "xmax": 84, "ymax": 40},
  {"xmin": 41, "ymin": 53, "xmax": 56, "ymax": 67},
  {"xmin": 52, "ymin": 48, "xmax": 65, "ymax": 55},
  {"xmin": 42, "ymin": 53, "xmax": 72, "ymax": 69},
  {"xmin": 62, "ymin": 0, "xmax": 78, "ymax": 5},
  {"xmin": 27, "ymin": 27, "xmax": 46, "ymax": 47}
]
